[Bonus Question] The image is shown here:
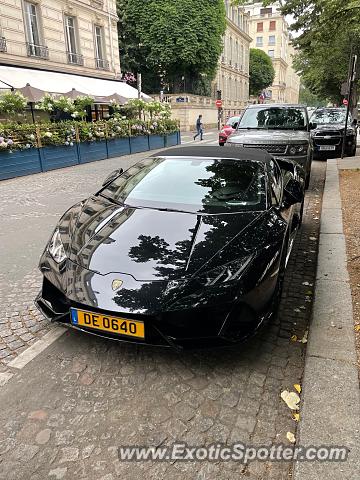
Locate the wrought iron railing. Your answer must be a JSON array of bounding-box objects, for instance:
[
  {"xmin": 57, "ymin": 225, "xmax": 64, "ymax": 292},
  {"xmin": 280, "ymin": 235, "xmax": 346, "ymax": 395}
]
[
  {"xmin": 95, "ymin": 58, "xmax": 109, "ymax": 70},
  {"xmin": 0, "ymin": 37, "xmax": 7, "ymax": 53},
  {"xmin": 26, "ymin": 43, "xmax": 49, "ymax": 59},
  {"xmin": 67, "ymin": 52, "xmax": 84, "ymax": 66}
]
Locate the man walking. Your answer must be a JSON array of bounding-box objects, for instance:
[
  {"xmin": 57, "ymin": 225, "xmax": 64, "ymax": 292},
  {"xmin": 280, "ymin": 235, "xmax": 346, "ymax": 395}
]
[{"xmin": 194, "ymin": 115, "xmax": 204, "ymax": 141}]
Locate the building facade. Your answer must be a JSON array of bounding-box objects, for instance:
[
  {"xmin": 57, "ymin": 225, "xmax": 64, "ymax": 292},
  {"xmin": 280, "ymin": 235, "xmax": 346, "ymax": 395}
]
[
  {"xmin": 0, "ymin": 0, "xmax": 121, "ymax": 79},
  {"xmin": 247, "ymin": 2, "xmax": 300, "ymax": 104},
  {"xmin": 215, "ymin": 0, "xmax": 252, "ymax": 117}
]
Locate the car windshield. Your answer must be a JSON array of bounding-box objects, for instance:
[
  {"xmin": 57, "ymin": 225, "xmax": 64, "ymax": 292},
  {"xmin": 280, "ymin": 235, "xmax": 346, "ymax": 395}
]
[
  {"xmin": 101, "ymin": 156, "xmax": 267, "ymax": 214},
  {"xmin": 311, "ymin": 109, "xmax": 350, "ymax": 125},
  {"xmin": 239, "ymin": 107, "xmax": 308, "ymax": 130}
]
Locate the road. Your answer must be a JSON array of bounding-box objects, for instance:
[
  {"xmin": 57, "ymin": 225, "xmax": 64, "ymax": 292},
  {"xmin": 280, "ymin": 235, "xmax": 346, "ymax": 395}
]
[{"xmin": 0, "ymin": 132, "xmax": 326, "ymax": 480}]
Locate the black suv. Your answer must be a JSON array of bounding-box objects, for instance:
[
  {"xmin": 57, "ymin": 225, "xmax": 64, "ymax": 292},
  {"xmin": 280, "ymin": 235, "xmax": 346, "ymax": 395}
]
[{"xmin": 310, "ymin": 108, "xmax": 358, "ymax": 159}]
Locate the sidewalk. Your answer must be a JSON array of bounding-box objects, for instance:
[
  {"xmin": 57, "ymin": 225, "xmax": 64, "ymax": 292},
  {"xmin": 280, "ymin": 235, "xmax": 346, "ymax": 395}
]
[{"xmin": 293, "ymin": 157, "xmax": 360, "ymax": 479}]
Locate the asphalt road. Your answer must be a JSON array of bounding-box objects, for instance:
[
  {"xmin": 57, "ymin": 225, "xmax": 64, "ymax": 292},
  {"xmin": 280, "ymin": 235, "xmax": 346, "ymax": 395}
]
[{"xmin": 0, "ymin": 134, "xmax": 326, "ymax": 480}]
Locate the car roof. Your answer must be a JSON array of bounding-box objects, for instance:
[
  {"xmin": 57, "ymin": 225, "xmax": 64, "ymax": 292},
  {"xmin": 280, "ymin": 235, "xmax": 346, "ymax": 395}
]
[
  {"xmin": 153, "ymin": 146, "xmax": 273, "ymax": 164},
  {"xmin": 247, "ymin": 103, "xmax": 306, "ymax": 109}
]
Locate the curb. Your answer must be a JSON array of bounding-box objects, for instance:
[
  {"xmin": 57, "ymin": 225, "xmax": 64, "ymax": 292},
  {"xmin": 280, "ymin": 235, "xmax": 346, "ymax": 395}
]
[{"xmin": 293, "ymin": 159, "xmax": 360, "ymax": 479}]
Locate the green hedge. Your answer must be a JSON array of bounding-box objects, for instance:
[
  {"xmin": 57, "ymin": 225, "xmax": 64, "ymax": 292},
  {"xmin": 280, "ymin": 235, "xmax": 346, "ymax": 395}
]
[{"xmin": 0, "ymin": 119, "xmax": 180, "ymax": 151}]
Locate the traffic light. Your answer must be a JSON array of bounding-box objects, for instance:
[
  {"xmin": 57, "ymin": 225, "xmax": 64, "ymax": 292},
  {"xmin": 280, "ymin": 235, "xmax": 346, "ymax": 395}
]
[{"xmin": 216, "ymin": 90, "xmax": 222, "ymax": 100}]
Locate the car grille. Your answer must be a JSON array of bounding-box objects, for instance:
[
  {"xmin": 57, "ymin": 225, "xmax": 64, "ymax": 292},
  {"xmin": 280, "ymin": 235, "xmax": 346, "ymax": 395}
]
[
  {"xmin": 313, "ymin": 130, "xmax": 342, "ymax": 146},
  {"xmin": 243, "ymin": 144, "xmax": 287, "ymax": 154}
]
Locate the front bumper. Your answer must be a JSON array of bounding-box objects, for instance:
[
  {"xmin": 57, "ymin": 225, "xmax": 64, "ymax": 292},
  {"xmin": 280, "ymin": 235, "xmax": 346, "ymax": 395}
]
[
  {"xmin": 35, "ymin": 274, "xmax": 269, "ymax": 350},
  {"xmin": 313, "ymin": 135, "xmax": 356, "ymax": 157}
]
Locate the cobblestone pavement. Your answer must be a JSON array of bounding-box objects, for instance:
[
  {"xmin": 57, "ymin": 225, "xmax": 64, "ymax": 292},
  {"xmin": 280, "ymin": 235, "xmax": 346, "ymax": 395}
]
[{"xmin": 0, "ymin": 159, "xmax": 325, "ymax": 479}]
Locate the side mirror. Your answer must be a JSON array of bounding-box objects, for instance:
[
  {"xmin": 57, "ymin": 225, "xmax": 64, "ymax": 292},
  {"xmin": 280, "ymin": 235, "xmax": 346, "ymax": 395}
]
[
  {"xmin": 309, "ymin": 122, "xmax": 317, "ymax": 130},
  {"xmin": 102, "ymin": 168, "xmax": 123, "ymax": 187},
  {"xmin": 232, "ymin": 122, "xmax": 239, "ymax": 130},
  {"xmin": 283, "ymin": 178, "xmax": 303, "ymax": 207}
]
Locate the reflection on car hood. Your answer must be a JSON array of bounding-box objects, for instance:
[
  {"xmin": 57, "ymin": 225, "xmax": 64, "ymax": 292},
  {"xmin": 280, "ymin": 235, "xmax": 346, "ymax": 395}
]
[
  {"xmin": 68, "ymin": 196, "xmax": 263, "ymax": 281},
  {"xmin": 228, "ymin": 130, "xmax": 310, "ymax": 143}
]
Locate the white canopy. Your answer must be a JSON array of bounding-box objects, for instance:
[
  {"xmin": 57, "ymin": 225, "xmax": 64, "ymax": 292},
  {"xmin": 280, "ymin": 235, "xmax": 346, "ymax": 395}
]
[{"xmin": 0, "ymin": 65, "xmax": 151, "ymax": 100}]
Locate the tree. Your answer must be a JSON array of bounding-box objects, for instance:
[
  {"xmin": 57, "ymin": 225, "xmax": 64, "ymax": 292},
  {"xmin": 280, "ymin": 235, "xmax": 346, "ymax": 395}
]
[
  {"xmin": 265, "ymin": 0, "xmax": 360, "ymax": 104},
  {"xmin": 249, "ymin": 49, "xmax": 275, "ymax": 96},
  {"xmin": 117, "ymin": 0, "xmax": 226, "ymax": 94},
  {"xmin": 299, "ymin": 85, "xmax": 327, "ymax": 107}
]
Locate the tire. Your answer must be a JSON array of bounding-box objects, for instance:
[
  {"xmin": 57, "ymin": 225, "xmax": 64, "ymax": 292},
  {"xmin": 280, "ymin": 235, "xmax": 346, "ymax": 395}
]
[
  {"xmin": 348, "ymin": 144, "xmax": 357, "ymax": 157},
  {"xmin": 219, "ymin": 142, "xmax": 225, "ymax": 146},
  {"xmin": 305, "ymin": 172, "xmax": 310, "ymax": 190}
]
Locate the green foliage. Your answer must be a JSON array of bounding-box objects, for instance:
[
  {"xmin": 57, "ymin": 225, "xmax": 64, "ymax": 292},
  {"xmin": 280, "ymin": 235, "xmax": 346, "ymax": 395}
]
[
  {"xmin": 39, "ymin": 122, "xmax": 77, "ymax": 147},
  {"xmin": 117, "ymin": 0, "xmax": 226, "ymax": 93},
  {"xmin": 299, "ymin": 85, "xmax": 327, "ymax": 107},
  {"xmin": 0, "ymin": 123, "xmax": 36, "ymax": 151},
  {"xmin": 249, "ymin": 49, "xmax": 275, "ymax": 96},
  {"xmin": 36, "ymin": 94, "xmax": 93, "ymax": 119},
  {"xmin": 0, "ymin": 117, "xmax": 180, "ymax": 152},
  {"xmin": 265, "ymin": 0, "xmax": 360, "ymax": 103},
  {"xmin": 0, "ymin": 91, "xmax": 28, "ymax": 115}
]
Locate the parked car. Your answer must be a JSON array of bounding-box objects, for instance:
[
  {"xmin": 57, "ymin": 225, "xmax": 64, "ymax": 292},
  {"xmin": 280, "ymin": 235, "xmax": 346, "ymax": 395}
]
[
  {"xmin": 309, "ymin": 107, "xmax": 358, "ymax": 159},
  {"xmin": 35, "ymin": 146, "xmax": 304, "ymax": 349},
  {"xmin": 226, "ymin": 104, "xmax": 313, "ymax": 189},
  {"xmin": 219, "ymin": 116, "xmax": 240, "ymax": 146}
]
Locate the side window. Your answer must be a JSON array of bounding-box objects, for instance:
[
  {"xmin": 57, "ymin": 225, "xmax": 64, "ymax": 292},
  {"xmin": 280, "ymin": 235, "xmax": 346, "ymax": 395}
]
[{"xmin": 269, "ymin": 160, "xmax": 282, "ymax": 205}]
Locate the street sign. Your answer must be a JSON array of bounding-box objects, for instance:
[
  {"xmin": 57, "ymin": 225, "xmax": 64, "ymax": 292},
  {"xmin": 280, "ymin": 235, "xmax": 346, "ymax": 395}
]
[
  {"xmin": 343, "ymin": 98, "xmax": 349, "ymax": 106},
  {"xmin": 215, "ymin": 99, "xmax": 222, "ymax": 108}
]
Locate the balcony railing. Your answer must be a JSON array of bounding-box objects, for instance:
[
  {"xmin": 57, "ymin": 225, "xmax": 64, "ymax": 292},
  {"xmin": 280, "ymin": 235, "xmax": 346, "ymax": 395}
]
[
  {"xmin": 95, "ymin": 58, "xmax": 109, "ymax": 70},
  {"xmin": 67, "ymin": 52, "xmax": 84, "ymax": 66},
  {"xmin": 0, "ymin": 37, "xmax": 6, "ymax": 53},
  {"xmin": 26, "ymin": 43, "xmax": 49, "ymax": 59}
]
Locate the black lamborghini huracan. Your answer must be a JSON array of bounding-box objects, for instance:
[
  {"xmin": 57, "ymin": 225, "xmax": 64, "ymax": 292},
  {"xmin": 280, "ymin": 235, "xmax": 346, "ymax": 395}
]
[{"xmin": 36, "ymin": 146, "xmax": 305, "ymax": 348}]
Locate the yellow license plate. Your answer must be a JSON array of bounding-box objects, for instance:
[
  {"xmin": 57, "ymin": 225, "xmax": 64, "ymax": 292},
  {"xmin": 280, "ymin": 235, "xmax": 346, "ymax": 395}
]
[{"xmin": 70, "ymin": 308, "xmax": 145, "ymax": 339}]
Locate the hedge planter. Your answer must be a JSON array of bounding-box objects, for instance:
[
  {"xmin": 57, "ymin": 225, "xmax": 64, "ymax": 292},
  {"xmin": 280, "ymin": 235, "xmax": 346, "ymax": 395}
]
[
  {"xmin": 107, "ymin": 137, "xmax": 131, "ymax": 158},
  {"xmin": 40, "ymin": 145, "xmax": 78, "ymax": 172},
  {"xmin": 130, "ymin": 135, "xmax": 150, "ymax": 154},
  {"xmin": 165, "ymin": 132, "xmax": 179, "ymax": 147},
  {"xmin": 148, "ymin": 135, "xmax": 165, "ymax": 150},
  {"xmin": 78, "ymin": 140, "xmax": 108, "ymax": 164},
  {"xmin": 0, "ymin": 148, "xmax": 42, "ymax": 180}
]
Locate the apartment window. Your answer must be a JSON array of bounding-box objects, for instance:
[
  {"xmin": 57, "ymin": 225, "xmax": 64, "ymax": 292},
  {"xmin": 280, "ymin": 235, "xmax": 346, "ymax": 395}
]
[
  {"xmin": 269, "ymin": 35, "xmax": 276, "ymax": 45},
  {"xmin": 65, "ymin": 16, "xmax": 83, "ymax": 65},
  {"xmin": 256, "ymin": 36, "xmax": 263, "ymax": 47},
  {"xmin": 24, "ymin": 2, "xmax": 48, "ymax": 58},
  {"xmin": 268, "ymin": 49, "xmax": 274, "ymax": 58},
  {"xmin": 257, "ymin": 22, "xmax": 263, "ymax": 32},
  {"xmin": 94, "ymin": 25, "xmax": 108, "ymax": 69},
  {"xmin": 269, "ymin": 20, "xmax": 276, "ymax": 31}
]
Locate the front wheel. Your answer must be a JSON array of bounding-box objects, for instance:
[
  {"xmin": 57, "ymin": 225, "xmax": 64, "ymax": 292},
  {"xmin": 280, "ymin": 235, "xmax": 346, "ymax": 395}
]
[{"xmin": 305, "ymin": 172, "xmax": 310, "ymax": 190}]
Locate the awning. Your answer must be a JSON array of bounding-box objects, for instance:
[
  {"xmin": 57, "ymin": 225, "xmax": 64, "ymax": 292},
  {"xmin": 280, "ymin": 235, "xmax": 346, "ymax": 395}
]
[{"xmin": 0, "ymin": 65, "xmax": 152, "ymax": 101}]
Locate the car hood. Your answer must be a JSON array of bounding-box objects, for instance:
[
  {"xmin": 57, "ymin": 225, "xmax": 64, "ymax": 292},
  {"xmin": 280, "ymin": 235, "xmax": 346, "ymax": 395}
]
[
  {"xmin": 67, "ymin": 196, "xmax": 263, "ymax": 281},
  {"xmin": 228, "ymin": 129, "xmax": 310, "ymax": 144},
  {"xmin": 313, "ymin": 123, "xmax": 346, "ymax": 132}
]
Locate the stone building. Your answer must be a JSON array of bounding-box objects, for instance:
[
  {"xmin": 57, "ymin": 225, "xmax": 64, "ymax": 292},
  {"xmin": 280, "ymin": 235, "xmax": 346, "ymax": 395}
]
[
  {"xmin": 215, "ymin": 0, "xmax": 252, "ymax": 117},
  {"xmin": 0, "ymin": 0, "xmax": 121, "ymax": 79},
  {"xmin": 247, "ymin": 1, "xmax": 300, "ymax": 104}
]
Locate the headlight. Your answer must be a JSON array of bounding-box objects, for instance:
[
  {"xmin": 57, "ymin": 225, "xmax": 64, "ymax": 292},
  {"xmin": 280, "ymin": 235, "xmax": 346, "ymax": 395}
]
[
  {"xmin": 287, "ymin": 144, "xmax": 308, "ymax": 156},
  {"xmin": 48, "ymin": 228, "xmax": 66, "ymax": 263},
  {"xmin": 197, "ymin": 255, "xmax": 254, "ymax": 287}
]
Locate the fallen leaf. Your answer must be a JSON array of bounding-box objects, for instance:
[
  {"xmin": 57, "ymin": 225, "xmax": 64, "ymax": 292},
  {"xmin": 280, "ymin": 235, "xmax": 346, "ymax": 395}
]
[
  {"xmin": 355, "ymin": 325, "xmax": 360, "ymax": 332},
  {"xmin": 299, "ymin": 331, "xmax": 308, "ymax": 344},
  {"xmin": 309, "ymin": 237, "xmax": 316, "ymax": 241},
  {"xmin": 292, "ymin": 413, "xmax": 300, "ymax": 422},
  {"xmin": 291, "ymin": 335, "xmax": 298, "ymax": 342},
  {"xmin": 281, "ymin": 390, "xmax": 300, "ymax": 410},
  {"xmin": 302, "ymin": 282, "xmax": 310, "ymax": 286},
  {"xmin": 294, "ymin": 308, "xmax": 301, "ymax": 313},
  {"xmin": 293, "ymin": 384, "xmax": 301, "ymax": 394},
  {"xmin": 305, "ymin": 290, "xmax": 313, "ymax": 295},
  {"xmin": 287, "ymin": 432, "xmax": 296, "ymax": 443}
]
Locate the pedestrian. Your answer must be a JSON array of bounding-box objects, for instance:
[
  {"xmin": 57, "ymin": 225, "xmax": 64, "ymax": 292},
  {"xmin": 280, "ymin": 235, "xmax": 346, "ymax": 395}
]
[{"xmin": 193, "ymin": 115, "xmax": 204, "ymax": 141}]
